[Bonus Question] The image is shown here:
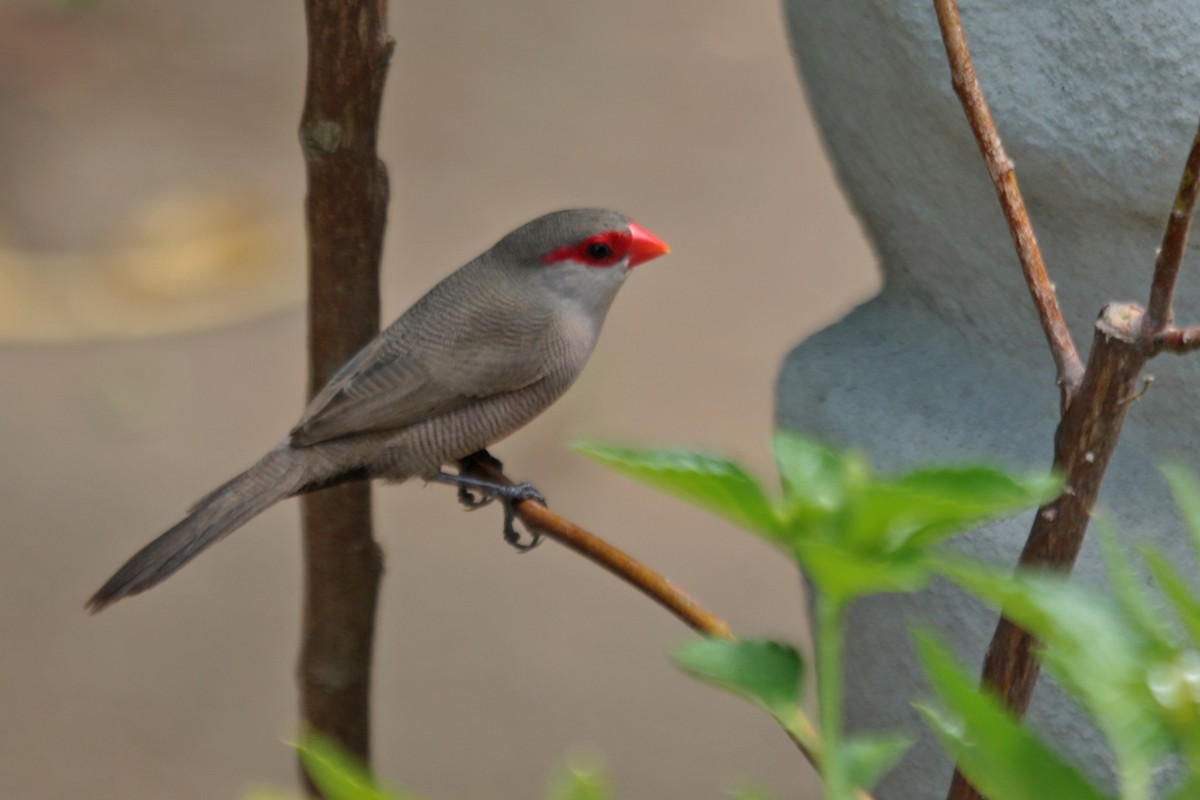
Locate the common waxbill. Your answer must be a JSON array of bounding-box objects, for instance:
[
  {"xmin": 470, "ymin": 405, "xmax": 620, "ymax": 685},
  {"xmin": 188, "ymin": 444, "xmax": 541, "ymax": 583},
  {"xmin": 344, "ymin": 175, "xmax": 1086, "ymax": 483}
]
[{"xmin": 87, "ymin": 209, "xmax": 669, "ymax": 612}]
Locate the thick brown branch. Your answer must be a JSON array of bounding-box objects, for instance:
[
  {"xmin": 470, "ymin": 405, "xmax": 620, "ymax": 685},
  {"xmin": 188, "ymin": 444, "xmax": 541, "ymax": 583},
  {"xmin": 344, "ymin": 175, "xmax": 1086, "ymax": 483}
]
[
  {"xmin": 298, "ymin": 0, "xmax": 394, "ymax": 795},
  {"xmin": 946, "ymin": 305, "xmax": 1151, "ymax": 800},
  {"xmin": 943, "ymin": 119, "xmax": 1200, "ymax": 800},
  {"xmin": 1146, "ymin": 121, "xmax": 1200, "ymax": 334},
  {"xmin": 980, "ymin": 309, "xmax": 1149, "ymax": 694},
  {"xmin": 933, "ymin": 0, "xmax": 1083, "ymax": 405},
  {"xmin": 933, "ymin": 8, "xmax": 1200, "ymax": 800}
]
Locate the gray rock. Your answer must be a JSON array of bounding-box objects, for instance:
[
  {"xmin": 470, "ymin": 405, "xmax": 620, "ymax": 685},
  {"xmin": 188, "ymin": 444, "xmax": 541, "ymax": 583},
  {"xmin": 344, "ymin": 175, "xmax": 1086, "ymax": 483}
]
[{"xmin": 778, "ymin": 2, "xmax": 1200, "ymax": 796}]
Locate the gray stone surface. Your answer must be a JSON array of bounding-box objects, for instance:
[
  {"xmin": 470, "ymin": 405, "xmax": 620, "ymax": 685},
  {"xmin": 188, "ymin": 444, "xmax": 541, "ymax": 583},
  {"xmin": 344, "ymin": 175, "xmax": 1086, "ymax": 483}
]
[{"xmin": 779, "ymin": 1, "xmax": 1200, "ymax": 797}]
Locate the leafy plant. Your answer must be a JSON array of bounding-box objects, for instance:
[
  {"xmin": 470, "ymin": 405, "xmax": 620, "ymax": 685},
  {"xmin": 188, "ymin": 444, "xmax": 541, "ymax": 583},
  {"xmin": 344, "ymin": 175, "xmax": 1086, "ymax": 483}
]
[
  {"xmin": 248, "ymin": 734, "xmax": 614, "ymax": 800},
  {"xmin": 578, "ymin": 433, "xmax": 1058, "ymax": 799},
  {"xmin": 582, "ymin": 435, "xmax": 1200, "ymax": 799},
  {"xmin": 252, "ymin": 441, "xmax": 1200, "ymax": 800},
  {"xmin": 914, "ymin": 468, "xmax": 1200, "ymax": 800}
]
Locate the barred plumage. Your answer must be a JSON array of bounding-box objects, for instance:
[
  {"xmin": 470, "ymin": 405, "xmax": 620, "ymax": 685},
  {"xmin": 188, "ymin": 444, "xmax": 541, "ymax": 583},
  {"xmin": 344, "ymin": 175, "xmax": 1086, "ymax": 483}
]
[{"xmin": 87, "ymin": 209, "xmax": 669, "ymax": 611}]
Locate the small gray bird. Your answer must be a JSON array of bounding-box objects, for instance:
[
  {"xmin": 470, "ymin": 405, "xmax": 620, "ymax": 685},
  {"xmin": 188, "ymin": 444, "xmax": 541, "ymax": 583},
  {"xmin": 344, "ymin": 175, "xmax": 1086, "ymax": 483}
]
[{"xmin": 88, "ymin": 209, "xmax": 669, "ymax": 612}]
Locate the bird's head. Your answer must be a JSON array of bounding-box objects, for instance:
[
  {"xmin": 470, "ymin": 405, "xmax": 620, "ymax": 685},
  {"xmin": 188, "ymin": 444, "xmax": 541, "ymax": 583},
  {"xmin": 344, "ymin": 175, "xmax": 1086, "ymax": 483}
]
[{"xmin": 489, "ymin": 208, "xmax": 670, "ymax": 318}]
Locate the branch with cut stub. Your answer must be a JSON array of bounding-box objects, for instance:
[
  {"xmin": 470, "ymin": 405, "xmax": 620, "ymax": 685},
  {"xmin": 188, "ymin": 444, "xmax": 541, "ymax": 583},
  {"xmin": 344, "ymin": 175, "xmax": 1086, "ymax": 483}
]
[
  {"xmin": 966, "ymin": 304, "xmax": 1149, "ymax": 740},
  {"xmin": 958, "ymin": 121, "xmax": 1200, "ymax": 777},
  {"xmin": 932, "ymin": 2, "xmax": 1200, "ymax": 800}
]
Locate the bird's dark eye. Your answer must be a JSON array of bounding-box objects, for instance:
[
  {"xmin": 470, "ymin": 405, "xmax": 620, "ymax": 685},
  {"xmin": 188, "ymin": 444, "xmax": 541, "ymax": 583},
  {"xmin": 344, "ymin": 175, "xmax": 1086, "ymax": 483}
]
[
  {"xmin": 585, "ymin": 242, "xmax": 613, "ymax": 261},
  {"xmin": 541, "ymin": 231, "xmax": 628, "ymax": 267}
]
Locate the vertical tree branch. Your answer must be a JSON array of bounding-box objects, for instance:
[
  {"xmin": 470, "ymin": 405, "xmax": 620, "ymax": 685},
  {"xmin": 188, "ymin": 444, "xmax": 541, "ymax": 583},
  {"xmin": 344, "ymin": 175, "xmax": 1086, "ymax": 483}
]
[
  {"xmin": 1146, "ymin": 125, "xmax": 1200, "ymax": 334},
  {"xmin": 933, "ymin": 0, "xmax": 1084, "ymax": 406},
  {"xmin": 298, "ymin": 0, "xmax": 394, "ymax": 793},
  {"xmin": 943, "ymin": 312, "xmax": 1151, "ymax": 800},
  {"xmin": 931, "ymin": 0, "xmax": 1200, "ymax": 796},
  {"xmin": 966, "ymin": 308, "xmax": 1149, "ymax": 692},
  {"xmin": 941, "ymin": 124, "xmax": 1200, "ymax": 800}
]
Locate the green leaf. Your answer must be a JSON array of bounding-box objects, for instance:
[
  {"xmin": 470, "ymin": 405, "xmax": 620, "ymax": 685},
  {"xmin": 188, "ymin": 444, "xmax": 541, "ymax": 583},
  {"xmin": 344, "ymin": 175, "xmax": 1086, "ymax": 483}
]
[
  {"xmin": 841, "ymin": 732, "xmax": 912, "ymax": 792},
  {"xmin": 845, "ymin": 467, "xmax": 1058, "ymax": 554},
  {"xmin": 1163, "ymin": 464, "xmax": 1200, "ymax": 557},
  {"xmin": 727, "ymin": 787, "xmax": 778, "ymax": 800},
  {"xmin": 573, "ymin": 441, "xmax": 781, "ymax": 537},
  {"xmin": 1144, "ymin": 650, "xmax": 1200, "ymax": 772},
  {"xmin": 794, "ymin": 538, "xmax": 931, "ymax": 603},
  {"xmin": 913, "ymin": 629, "xmax": 1113, "ymax": 800},
  {"xmin": 771, "ymin": 432, "xmax": 865, "ymax": 516},
  {"xmin": 545, "ymin": 758, "xmax": 613, "ymax": 800},
  {"xmin": 1096, "ymin": 522, "xmax": 1177, "ymax": 652},
  {"xmin": 1135, "ymin": 551, "xmax": 1200, "ymax": 772},
  {"xmin": 1141, "ymin": 547, "xmax": 1200, "ymax": 651},
  {"xmin": 1165, "ymin": 774, "xmax": 1200, "ymax": 800},
  {"xmin": 241, "ymin": 790, "xmax": 298, "ymax": 800},
  {"xmin": 932, "ymin": 556, "xmax": 1170, "ymax": 795},
  {"xmin": 671, "ymin": 639, "xmax": 803, "ymax": 719},
  {"xmin": 296, "ymin": 733, "xmax": 400, "ymax": 800}
]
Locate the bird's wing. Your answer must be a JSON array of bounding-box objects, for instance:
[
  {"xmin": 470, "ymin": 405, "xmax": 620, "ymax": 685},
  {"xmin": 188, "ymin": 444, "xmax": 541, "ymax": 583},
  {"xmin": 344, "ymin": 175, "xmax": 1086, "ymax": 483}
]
[{"xmin": 289, "ymin": 278, "xmax": 554, "ymax": 447}]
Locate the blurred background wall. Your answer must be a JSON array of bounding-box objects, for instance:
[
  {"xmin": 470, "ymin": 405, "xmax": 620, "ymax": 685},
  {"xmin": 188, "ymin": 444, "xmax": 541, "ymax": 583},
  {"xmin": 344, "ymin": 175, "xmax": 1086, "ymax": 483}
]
[{"xmin": 0, "ymin": 1, "xmax": 875, "ymax": 797}]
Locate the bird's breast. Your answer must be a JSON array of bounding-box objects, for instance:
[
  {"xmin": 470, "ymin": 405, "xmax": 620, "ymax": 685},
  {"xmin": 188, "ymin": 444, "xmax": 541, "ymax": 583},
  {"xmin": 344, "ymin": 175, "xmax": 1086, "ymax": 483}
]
[{"xmin": 552, "ymin": 310, "xmax": 602, "ymax": 371}]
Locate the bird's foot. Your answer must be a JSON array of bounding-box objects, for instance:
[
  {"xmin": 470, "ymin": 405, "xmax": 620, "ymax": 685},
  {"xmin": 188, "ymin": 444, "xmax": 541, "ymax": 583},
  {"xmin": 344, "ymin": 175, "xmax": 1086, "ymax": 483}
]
[
  {"xmin": 432, "ymin": 469, "xmax": 546, "ymax": 552},
  {"xmin": 453, "ymin": 449, "xmax": 507, "ymax": 510},
  {"xmin": 456, "ymin": 483, "xmax": 494, "ymax": 510},
  {"xmin": 501, "ymin": 483, "xmax": 545, "ymax": 552}
]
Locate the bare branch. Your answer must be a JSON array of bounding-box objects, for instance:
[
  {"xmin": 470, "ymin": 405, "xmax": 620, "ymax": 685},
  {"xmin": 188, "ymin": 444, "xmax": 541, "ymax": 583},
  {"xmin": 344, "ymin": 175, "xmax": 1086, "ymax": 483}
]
[
  {"xmin": 457, "ymin": 454, "xmax": 734, "ymax": 639},
  {"xmin": 1156, "ymin": 325, "xmax": 1200, "ymax": 353},
  {"xmin": 1146, "ymin": 122, "xmax": 1200, "ymax": 334},
  {"xmin": 298, "ymin": 0, "xmax": 393, "ymax": 793},
  {"xmin": 933, "ymin": 0, "xmax": 1084, "ymax": 405},
  {"xmin": 930, "ymin": 5, "xmax": 1200, "ymax": 800},
  {"xmin": 456, "ymin": 454, "xmax": 888, "ymax": 798},
  {"xmin": 945, "ymin": 304, "xmax": 1151, "ymax": 800}
]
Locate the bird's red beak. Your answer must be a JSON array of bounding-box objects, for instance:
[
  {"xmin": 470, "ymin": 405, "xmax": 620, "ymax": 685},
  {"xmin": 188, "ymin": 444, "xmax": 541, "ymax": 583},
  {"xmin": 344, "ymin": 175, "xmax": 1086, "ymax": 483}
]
[{"xmin": 626, "ymin": 222, "xmax": 670, "ymax": 268}]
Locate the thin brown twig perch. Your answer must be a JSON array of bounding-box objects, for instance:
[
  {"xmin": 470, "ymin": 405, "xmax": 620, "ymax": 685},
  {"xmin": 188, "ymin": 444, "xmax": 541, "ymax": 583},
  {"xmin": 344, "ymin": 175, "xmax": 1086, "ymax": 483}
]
[
  {"xmin": 457, "ymin": 453, "xmax": 734, "ymax": 640},
  {"xmin": 291, "ymin": 4, "xmax": 861, "ymax": 793},
  {"xmin": 455, "ymin": 453, "xmax": 887, "ymax": 798},
  {"xmin": 931, "ymin": 2, "xmax": 1200, "ymax": 800},
  {"xmin": 298, "ymin": 0, "xmax": 394, "ymax": 794}
]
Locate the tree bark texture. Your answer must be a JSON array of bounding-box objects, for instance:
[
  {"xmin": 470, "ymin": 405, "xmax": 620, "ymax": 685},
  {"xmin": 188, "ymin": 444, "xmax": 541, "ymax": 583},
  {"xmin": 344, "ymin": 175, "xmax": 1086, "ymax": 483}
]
[
  {"xmin": 298, "ymin": 0, "xmax": 393, "ymax": 793},
  {"xmin": 946, "ymin": 304, "xmax": 1151, "ymax": 800}
]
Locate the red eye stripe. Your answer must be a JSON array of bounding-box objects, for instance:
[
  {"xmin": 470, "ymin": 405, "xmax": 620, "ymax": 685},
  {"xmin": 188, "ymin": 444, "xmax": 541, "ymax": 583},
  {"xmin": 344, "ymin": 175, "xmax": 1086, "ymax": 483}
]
[{"xmin": 540, "ymin": 230, "xmax": 631, "ymax": 268}]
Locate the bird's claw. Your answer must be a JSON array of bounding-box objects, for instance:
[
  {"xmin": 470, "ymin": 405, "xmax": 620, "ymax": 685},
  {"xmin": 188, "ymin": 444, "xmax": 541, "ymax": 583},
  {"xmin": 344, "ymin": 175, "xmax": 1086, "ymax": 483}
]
[
  {"xmin": 502, "ymin": 502, "xmax": 542, "ymax": 551},
  {"xmin": 433, "ymin": 469, "xmax": 545, "ymax": 551},
  {"xmin": 456, "ymin": 484, "xmax": 494, "ymax": 510},
  {"xmin": 500, "ymin": 483, "xmax": 545, "ymax": 552}
]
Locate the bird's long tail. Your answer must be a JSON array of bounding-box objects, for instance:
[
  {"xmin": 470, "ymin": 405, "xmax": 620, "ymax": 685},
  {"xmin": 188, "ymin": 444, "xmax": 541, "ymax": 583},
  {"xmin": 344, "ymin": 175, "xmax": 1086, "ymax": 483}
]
[{"xmin": 87, "ymin": 445, "xmax": 313, "ymax": 613}]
